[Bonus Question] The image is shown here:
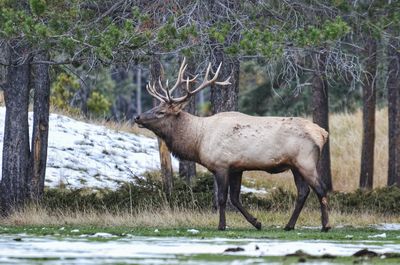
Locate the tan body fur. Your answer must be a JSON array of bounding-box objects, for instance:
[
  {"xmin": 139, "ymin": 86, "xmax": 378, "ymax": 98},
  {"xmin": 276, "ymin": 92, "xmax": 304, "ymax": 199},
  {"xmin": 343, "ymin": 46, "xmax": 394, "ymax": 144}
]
[{"xmin": 199, "ymin": 112, "xmax": 327, "ymax": 174}]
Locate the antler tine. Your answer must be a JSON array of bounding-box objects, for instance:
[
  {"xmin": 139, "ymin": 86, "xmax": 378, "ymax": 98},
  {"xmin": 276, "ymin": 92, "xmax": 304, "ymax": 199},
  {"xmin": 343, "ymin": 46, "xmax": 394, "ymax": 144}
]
[
  {"xmin": 204, "ymin": 63, "xmax": 212, "ymax": 80},
  {"xmin": 215, "ymin": 76, "xmax": 231, "ymax": 86},
  {"xmin": 184, "ymin": 62, "xmax": 229, "ymax": 96},
  {"xmin": 211, "ymin": 62, "xmax": 222, "ymax": 82},
  {"xmin": 147, "ymin": 82, "xmax": 162, "ymax": 101},
  {"xmin": 169, "ymin": 57, "xmax": 190, "ymax": 94},
  {"xmin": 188, "ymin": 74, "xmax": 199, "ymax": 82},
  {"xmin": 167, "ymin": 76, "xmax": 191, "ymax": 103},
  {"xmin": 146, "ymin": 83, "xmax": 167, "ymax": 103},
  {"xmin": 158, "ymin": 77, "xmax": 170, "ymax": 100}
]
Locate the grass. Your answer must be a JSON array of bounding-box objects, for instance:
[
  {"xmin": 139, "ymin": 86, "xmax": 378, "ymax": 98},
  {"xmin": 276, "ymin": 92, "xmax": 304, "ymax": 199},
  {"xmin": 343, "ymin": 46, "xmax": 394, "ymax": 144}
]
[
  {"xmin": 1, "ymin": 209, "xmax": 400, "ymax": 242},
  {"xmin": 2, "ymin": 205, "xmax": 400, "ymax": 229}
]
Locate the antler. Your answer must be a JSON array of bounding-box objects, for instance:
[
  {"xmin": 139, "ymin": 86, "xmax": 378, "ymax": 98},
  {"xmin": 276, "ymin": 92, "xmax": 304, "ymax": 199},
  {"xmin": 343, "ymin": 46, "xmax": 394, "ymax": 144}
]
[{"xmin": 146, "ymin": 58, "xmax": 231, "ymax": 103}]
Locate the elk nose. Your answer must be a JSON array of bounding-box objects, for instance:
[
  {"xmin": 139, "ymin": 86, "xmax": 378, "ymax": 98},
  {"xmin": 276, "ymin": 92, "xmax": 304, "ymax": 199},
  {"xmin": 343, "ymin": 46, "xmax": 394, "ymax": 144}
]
[{"xmin": 134, "ymin": 115, "xmax": 140, "ymax": 122}]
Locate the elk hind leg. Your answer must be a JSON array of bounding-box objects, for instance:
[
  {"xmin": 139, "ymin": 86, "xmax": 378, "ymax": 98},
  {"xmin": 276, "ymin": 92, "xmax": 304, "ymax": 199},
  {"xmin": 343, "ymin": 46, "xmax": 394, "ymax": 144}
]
[
  {"xmin": 298, "ymin": 166, "xmax": 330, "ymax": 232},
  {"xmin": 229, "ymin": 171, "xmax": 261, "ymax": 230},
  {"xmin": 284, "ymin": 169, "xmax": 310, "ymax": 231}
]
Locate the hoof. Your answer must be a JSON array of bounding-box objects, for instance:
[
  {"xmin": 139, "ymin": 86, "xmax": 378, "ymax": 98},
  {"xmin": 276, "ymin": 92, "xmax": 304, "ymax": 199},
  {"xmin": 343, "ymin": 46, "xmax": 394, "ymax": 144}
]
[
  {"xmin": 284, "ymin": 226, "xmax": 294, "ymax": 231},
  {"xmin": 254, "ymin": 221, "xmax": 262, "ymax": 230},
  {"xmin": 321, "ymin": 226, "xmax": 331, "ymax": 232}
]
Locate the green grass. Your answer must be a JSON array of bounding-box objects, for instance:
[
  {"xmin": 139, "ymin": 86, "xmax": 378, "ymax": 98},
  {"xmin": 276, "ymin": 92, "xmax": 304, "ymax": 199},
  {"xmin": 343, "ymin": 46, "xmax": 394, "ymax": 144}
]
[{"xmin": 1, "ymin": 225, "xmax": 399, "ymax": 243}]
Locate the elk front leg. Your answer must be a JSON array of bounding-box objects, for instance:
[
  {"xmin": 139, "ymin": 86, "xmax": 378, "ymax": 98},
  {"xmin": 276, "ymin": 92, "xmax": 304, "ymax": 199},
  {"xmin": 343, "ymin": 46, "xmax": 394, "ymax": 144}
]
[
  {"xmin": 284, "ymin": 169, "xmax": 310, "ymax": 231},
  {"xmin": 229, "ymin": 172, "xmax": 261, "ymax": 230},
  {"xmin": 215, "ymin": 173, "xmax": 229, "ymax": 230}
]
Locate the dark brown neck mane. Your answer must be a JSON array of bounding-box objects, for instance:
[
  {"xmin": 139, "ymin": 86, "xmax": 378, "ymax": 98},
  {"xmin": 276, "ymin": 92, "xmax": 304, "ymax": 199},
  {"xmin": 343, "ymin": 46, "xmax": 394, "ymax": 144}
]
[{"xmin": 146, "ymin": 112, "xmax": 203, "ymax": 163}]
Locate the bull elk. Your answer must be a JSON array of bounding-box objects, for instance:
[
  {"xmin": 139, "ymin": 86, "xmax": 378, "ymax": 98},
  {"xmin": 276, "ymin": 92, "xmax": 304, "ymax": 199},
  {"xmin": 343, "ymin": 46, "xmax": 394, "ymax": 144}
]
[{"xmin": 134, "ymin": 58, "xmax": 331, "ymax": 232}]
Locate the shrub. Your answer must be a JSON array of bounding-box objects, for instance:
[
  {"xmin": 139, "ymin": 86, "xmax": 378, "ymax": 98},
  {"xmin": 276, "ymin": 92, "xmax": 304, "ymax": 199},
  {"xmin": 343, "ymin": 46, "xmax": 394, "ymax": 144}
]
[{"xmin": 41, "ymin": 173, "xmax": 400, "ymax": 215}]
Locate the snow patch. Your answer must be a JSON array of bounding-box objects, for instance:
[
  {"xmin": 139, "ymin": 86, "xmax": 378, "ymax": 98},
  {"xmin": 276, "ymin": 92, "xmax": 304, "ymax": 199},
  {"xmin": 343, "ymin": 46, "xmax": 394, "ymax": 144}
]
[
  {"xmin": 368, "ymin": 233, "xmax": 387, "ymax": 238},
  {"xmin": 241, "ymin": 186, "xmax": 268, "ymax": 194},
  {"xmin": 90, "ymin": 233, "xmax": 117, "ymax": 238},
  {"xmin": 374, "ymin": 223, "xmax": 400, "ymax": 231},
  {"xmin": 187, "ymin": 229, "xmax": 200, "ymax": 234}
]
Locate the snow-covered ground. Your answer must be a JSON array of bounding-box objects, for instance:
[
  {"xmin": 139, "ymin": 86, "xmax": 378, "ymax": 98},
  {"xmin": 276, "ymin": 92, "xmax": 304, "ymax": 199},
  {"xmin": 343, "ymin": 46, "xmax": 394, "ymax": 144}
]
[
  {"xmin": 0, "ymin": 107, "xmax": 178, "ymax": 190},
  {"xmin": 1, "ymin": 234, "xmax": 400, "ymax": 264}
]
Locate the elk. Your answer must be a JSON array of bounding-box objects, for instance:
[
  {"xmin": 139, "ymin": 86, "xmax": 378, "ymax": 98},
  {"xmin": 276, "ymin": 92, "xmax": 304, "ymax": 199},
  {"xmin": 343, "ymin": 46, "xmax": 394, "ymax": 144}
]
[{"xmin": 135, "ymin": 58, "xmax": 331, "ymax": 232}]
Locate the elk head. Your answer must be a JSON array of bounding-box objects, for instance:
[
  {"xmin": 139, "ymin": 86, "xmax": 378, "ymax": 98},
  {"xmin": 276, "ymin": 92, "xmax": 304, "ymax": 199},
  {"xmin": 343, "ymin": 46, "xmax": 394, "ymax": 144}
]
[{"xmin": 134, "ymin": 58, "xmax": 231, "ymax": 131}]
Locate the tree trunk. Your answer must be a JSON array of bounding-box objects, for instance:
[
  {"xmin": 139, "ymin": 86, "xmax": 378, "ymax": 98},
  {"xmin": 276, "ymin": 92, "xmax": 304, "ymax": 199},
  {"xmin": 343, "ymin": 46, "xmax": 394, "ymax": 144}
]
[
  {"xmin": 311, "ymin": 51, "xmax": 332, "ymax": 192},
  {"xmin": 387, "ymin": 37, "xmax": 400, "ymax": 187},
  {"xmin": 0, "ymin": 42, "xmax": 31, "ymax": 215},
  {"xmin": 210, "ymin": 48, "xmax": 240, "ymax": 210},
  {"xmin": 0, "ymin": 42, "xmax": 8, "ymax": 90},
  {"xmin": 178, "ymin": 59, "xmax": 196, "ymax": 186},
  {"xmin": 210, "ymin": 52, "xmax": 240, "ymax": 114},
  {"xmin": 359, "ymin": 37, "xmax": 377, "ymax": 190},
  {"xmin": 150, "ymin": 57, "xmax": 173, "ymax": 198},
  {"xmin": 29, "ymin": 52, "xmax": 50, "ymax": 200},
  {"xmin": 136, "ymin": 67, "xmax": 142, "ymax": 115},
  {"xmin": 208, "ymin": 0, "xmax": 241, "ymax": 210}
]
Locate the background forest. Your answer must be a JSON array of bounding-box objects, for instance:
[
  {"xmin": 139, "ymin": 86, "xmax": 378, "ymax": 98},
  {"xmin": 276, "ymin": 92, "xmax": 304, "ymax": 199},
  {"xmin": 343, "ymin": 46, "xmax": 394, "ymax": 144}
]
[{"xmin": 0, "ymin": 0, "xmax": 399, "ymax": 216}]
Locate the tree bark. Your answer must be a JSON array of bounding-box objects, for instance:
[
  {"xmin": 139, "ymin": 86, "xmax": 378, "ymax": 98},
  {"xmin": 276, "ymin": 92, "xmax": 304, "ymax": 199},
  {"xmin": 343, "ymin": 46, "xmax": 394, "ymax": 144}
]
[
  {"xmin": 312, "ymin": 51, "xmax": 332, "ymax": 192},
  {"xmin": 136, "ymin": 67, "xmax": 142, "ymax": 115},
  {"xmin": 178, "ymin": 58, "xmax": 196, "ymax": 186},
  {"xmin": 0, "ymin": 42, "xmax": 31, "ymax": 215},
  {"xmin": 29, "ymin": 51, "xmax": 50, "ymax": 200},
  {"xmin": 210, "ymin": 50, "xmax": 240, "ymax": 114},
  {"xmin": 208, "ymin": 0, "xmax": 241, "ymax": 210},
  {"xmin": 387, "ymin": 37, "xmax": 400, "ymax": 187},
  {"xmin": 359, "ymin": 37, "xmax": 377, "ymax": 190},
  {"xmin": 210, "ymin": 48, "xmax": 240, "ymax": 210},
  {"xmin": 0, "ymin": 42, "xmax": 8, "ymax": 89},
  {"xmin": 150, "ymin": 57, "xmax": 173, "ymax": 198}
]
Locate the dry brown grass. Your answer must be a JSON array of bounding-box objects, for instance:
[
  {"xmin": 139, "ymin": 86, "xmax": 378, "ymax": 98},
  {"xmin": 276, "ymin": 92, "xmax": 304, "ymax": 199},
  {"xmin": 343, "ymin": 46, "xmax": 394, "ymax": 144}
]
[
  {"xmin": 244, "ymin": 108, "xmax": 389, "ymax": 192},
  {"xmin": 330, "ymin": 108, "xmax": 388, "ymax": 191},
  {"xmin": 2, "ymin": 206, "xmax": 399, "ymax": 228}
]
